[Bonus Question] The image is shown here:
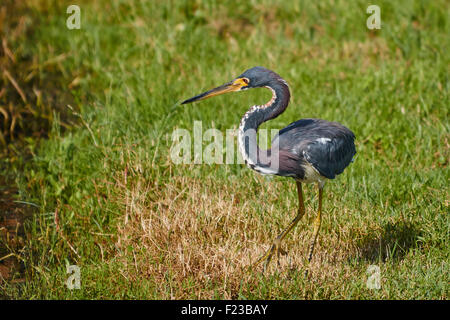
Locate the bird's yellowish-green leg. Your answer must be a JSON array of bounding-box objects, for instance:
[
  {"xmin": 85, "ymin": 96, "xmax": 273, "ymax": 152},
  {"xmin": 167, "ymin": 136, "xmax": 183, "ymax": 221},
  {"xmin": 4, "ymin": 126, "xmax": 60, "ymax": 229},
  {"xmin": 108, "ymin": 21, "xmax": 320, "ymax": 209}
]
[
  {"xmin": 304, "ymin": 184, "xmax": 323, "ymax": 277},
  {"xmin": 307, "ymin": 185, "xmax": 323, "ymax": 262},
  {"xmin": 254, "ymin": 181, "xmax": 305, "ymax": 271}
]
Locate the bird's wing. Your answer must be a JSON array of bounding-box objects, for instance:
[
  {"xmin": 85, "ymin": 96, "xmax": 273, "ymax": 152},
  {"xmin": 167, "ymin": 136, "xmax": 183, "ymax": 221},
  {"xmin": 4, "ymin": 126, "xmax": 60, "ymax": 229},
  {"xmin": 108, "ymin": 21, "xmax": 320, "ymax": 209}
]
[
  {"xmin": 274, "ymin": 119, "xmax": 356, "ymax": 179},
  {"xmin": 303, "ymin": 134, "xmax": 356, "ymax": 179}
]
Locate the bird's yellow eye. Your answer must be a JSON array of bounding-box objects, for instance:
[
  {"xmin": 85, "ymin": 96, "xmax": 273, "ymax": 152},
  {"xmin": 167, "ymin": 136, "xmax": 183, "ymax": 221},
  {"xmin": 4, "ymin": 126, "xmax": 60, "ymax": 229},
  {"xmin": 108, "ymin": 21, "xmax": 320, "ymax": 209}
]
[{"xmin": 242, "ymin": 78, "xmax": 249, "ymax": 84}]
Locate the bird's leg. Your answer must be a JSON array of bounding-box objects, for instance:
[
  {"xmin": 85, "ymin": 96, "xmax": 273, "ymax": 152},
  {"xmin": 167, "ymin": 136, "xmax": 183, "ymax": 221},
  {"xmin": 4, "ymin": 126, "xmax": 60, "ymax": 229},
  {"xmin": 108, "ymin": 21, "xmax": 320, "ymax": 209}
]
[
  {"xmin": 254, "ymin": 181, "xmax": 305, "ymax": 271},
  {"xmin": 304, "ymin": 184, "xmax": 323, "ymax": 277}
]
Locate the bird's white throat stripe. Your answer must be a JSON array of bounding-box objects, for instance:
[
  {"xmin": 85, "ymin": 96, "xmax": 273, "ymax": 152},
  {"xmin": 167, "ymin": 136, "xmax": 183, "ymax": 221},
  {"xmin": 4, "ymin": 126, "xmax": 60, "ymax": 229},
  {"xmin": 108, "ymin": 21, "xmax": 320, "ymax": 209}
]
[
  {"xmin": 263, "ymin": 86, "xmax": 277, "ymax": 108},
  {"xmin": 238, "ymin": 110, "xmax": 258, "ymax": 167},
  {"xmin": 237, "ymin": 86, "xmax": 277, "ymax": 170}
]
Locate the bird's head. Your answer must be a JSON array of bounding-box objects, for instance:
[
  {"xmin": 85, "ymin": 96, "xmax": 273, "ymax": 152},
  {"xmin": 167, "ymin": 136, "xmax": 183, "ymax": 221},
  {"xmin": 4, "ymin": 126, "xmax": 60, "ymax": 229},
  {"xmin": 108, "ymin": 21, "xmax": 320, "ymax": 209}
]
[{"xmin": 181, "ymin": 66, "xmax": 281, "ymax": 105}]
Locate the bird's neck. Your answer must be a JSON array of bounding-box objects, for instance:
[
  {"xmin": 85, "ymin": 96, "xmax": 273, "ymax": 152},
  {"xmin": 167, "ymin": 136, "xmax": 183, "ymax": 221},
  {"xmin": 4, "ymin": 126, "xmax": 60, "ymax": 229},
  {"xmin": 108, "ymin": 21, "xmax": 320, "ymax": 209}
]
[{"xmin": 238, "ymin": 80, "xmax": 290, "ymax": 169}]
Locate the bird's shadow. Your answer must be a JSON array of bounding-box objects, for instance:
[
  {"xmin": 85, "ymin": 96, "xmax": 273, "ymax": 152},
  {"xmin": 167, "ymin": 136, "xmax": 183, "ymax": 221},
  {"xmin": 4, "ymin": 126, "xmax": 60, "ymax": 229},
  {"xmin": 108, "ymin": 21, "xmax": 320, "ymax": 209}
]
[{"xmin": 356, "ymin": 220, "xmax": 424, "ymax": 263}]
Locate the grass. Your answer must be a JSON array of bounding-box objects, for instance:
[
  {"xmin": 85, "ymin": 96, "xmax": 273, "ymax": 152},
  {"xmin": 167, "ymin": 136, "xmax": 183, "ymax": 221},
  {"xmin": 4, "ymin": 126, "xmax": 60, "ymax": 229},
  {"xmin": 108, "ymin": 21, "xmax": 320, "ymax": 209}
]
[{"xmin": 0, "ymin": 0, "xmax": 448, "ymax": 299}]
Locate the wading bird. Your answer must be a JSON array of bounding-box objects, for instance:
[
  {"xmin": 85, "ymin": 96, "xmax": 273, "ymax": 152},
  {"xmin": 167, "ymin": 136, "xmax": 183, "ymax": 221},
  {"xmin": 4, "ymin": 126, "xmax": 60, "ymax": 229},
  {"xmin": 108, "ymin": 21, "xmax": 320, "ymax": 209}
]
[{"xmin": 182, "ymin": 67, "xmax": 356, "ymax": 271}]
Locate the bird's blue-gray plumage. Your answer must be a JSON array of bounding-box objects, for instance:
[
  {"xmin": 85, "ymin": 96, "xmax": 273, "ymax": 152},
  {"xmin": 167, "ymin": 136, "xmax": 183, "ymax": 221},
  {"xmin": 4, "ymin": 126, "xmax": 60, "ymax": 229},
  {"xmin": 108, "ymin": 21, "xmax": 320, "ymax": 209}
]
[{"xmin": 271, "ymin": 119, "xmax": 356, "ymax": 180}]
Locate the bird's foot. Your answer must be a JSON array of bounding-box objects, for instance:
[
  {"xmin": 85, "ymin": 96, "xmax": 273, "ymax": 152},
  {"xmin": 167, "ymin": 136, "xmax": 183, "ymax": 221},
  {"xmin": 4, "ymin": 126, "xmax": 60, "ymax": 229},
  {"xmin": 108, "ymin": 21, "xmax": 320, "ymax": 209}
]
[
  {"xmin": 278, "ymin": 247, "xmax": 288, "ymax": 256},
  {"xmin": 253, "ymin": 242, "xmax": 288, "ymax": 272}
]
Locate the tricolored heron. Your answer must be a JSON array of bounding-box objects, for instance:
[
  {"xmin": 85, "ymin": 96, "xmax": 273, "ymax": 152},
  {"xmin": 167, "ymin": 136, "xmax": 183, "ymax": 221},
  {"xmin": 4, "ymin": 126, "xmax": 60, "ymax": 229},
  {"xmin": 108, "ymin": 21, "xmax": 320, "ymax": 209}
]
[{"xmin": 182, "ymin": 66, "xmax": 356, "ymax": 271}]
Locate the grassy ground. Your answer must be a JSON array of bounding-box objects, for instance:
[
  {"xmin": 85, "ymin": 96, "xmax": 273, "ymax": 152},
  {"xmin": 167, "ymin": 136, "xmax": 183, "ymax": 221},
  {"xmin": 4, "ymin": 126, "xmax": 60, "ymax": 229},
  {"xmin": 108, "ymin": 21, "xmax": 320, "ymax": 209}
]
[{"xmin": 1, "ymin": 0, "xmax": 448, "ymax": 299}]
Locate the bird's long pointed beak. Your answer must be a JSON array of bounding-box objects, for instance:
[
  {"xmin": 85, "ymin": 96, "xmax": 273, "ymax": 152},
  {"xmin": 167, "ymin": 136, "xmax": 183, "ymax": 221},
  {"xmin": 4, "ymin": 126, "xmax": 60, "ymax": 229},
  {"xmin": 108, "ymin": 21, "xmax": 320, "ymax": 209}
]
[{"xmin": 181, "ymin": 78, "xmax": 248, "ymax": 104}]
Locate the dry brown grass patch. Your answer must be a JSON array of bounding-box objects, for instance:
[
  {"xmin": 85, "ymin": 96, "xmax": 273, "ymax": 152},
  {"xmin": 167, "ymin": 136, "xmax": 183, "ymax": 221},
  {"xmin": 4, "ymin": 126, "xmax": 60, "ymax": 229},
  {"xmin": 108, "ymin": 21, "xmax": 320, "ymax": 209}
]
[{"xmin": 112, "ymin": 160, "xmax": 368, "ymax": 298}]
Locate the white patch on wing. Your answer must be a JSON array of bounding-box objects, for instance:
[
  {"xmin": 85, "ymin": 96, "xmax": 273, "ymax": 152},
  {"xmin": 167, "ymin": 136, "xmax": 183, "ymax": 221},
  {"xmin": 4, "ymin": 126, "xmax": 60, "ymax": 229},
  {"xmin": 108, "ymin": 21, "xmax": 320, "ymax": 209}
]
[{"xmin": 316, "ymin": 137, "xmax": 332, "ymax": 144}]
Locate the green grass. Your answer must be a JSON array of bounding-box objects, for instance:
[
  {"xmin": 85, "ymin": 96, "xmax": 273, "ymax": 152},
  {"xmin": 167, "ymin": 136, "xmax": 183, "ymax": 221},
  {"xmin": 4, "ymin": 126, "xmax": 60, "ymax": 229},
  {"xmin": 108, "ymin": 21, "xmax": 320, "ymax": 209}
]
[{"xmin": 1, "ymin": 0, "xmax": 448, "ymax": 299}]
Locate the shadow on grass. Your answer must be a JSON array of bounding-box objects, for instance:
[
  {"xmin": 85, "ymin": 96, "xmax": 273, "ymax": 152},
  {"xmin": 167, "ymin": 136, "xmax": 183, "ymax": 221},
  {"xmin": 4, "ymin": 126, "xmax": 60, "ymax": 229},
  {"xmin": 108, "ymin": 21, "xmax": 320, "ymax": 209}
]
[{"xmin": 357, "ymin": 221, "xmax": 424, "ymax": 263}]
